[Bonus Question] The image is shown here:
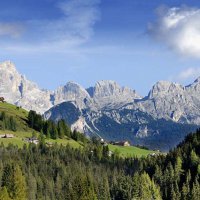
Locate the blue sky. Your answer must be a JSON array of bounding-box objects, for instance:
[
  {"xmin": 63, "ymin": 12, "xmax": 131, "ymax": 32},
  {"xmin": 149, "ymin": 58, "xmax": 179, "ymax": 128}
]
[{"xmin": 1, "ymin": 0, "xmax": 200, "ymax": 96}]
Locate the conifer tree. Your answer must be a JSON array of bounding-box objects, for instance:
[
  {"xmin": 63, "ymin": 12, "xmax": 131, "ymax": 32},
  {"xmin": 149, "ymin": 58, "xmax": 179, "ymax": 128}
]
[
  {"xmin": 27, "ymin": 172, "xmax": 37, "ymax": 200},
  {"xmin": 12, "ymin": 164, "xmax": 27, "ymax": 200},
  {"xmin": 181, "ymin": 171, "xmax": 191, "ymax": 200},
  {"xmin": 174, "ymin": 156, "xmax": 183, "ymax": 182},
  {"xmin": 1, "ymin": 163, "xmax": 13, "ymax": 195},
  {"xmin": 191, "ymin": 176, "xmax": 200, "ymax": 200},
  {"xmin": 0, "ymin": 187, "xmax": 11, "ymax": 200},
  {"xmin": 190, "ymin": 150, "xmax": 199, "ymax": 167}
]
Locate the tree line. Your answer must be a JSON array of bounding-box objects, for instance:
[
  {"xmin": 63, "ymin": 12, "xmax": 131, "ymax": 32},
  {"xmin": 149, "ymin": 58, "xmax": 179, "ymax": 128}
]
[
  {"xmin": 28, "ymin": 110, "xmax": 86, "ymax": 143},
  {"xmin": 0, "ymin": 112, "xmax": 17, "ymax": 132},
  {"xmin": 0, "ymin": 109, "xmax": 199, "ymax": 199},
  {"xmin": 0, "ymin": 129, "xmax": 200, "ymax": 199}
]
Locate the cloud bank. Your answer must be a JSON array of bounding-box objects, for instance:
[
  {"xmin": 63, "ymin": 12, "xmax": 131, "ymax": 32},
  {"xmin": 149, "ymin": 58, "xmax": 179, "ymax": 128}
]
[
  {"xmin": 0, "ymin": 0, "xmax": 100, "ymax": 50},
  {"xmin": 149, "ymin": 6, "xmax": 200, "ymax": 58},
  {"xmin": 47, "ymin": 0, "xmax": 100, "ymax": 45}
]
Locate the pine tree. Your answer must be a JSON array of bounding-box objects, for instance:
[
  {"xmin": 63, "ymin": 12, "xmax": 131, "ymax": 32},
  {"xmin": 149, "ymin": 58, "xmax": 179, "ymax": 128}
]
[
  {"xmin": 12, "ymin": 164, "xmax": 27, "ymax": 200},
  {"xmin": 57, "ymin": 120, "xmax": 70, "ymax": 138},
  {"xmin": 197, "ymin": 164, "xmax": 200, "ymax": 175},
  {"xmin": 174, "ymin": 156, "xmax": 183, "ymax": 183},
  {"xmin": 191, "ymin": 176, "xmax": 200, "ymax": 200},
  {"xmin": 170, "ymin": 182, "xmax": 181, "ymax": 200},
  {"xmin": 132, "ymin": 172, "xmax": 140, "ymax": 199},
  {"xmin": 57, "ymin": 120, "xmax": 65, "ymax": 139},
  {"xmin": 153, "ymin": 165, "xmax": 163, "ymax": 186},
  {"xmin": 55, "ymin": 174, "xmax": 63, "ymax": 200},
  {"xmin": 190, "ymin": 150, "xmax": 199, "ymax": 167},
  {"xmin": 27, "ymin": 172, "xmax": 37, "ymax": 200},
  {"xmin": 100, "ymin": 177, "xmax": 110, "ymax": 200},
  {"xmin": 51, "ymin": 123, "xmax": 58, "ymax": 139},
  {"xmin": 102, "ymin": 145, "xmax": 109, "ymax": 160},
  {"xmin": 9, "ymin": 116, "xmax": 16, "ymax": 131},
  {"xmin": 135, "ymin": 172, "xmax": 162, "ymax": 200},
  {"xmin": 181, "ymin": 171, "xmax": 191, "ymax": 200},
  {"xmin": 1, "ymin": 163, "xmax": 13, "ymax": 194},
  {"xmin": 0, "ymin": 187, "xmax": 11, "ymax": 200}
]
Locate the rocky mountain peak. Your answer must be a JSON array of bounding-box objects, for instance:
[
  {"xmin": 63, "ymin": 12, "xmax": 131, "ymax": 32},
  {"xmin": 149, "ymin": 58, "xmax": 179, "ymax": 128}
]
[
  {"xmin": 0, "ymin": 60, "xmax": 16, "ymax": 70},
  {"xmin": 93, "ymin": 80, "xmax": 122, "ymax": 98},
  {"xmin": 91, "ymin": 80, "xmax": 140, "ymax": 99},
  {"xmin": 63, "ymin": 81, "xmax": 90, "ymax": 95},
  {"xmin": 0, "ymin": 61, "xmax": 53, "ymax": 113},
  {"xmin": 53, "ymin": 81, "xmax": 91, "ymax": 109},
  {"xmin": 3, "ymin": 60, "xmax": 200, "ymax": 126},
  {"xmin": 148, "ymin": 81, "xmax": 184, "ymax": 99},
  {"xmin": 86, "ymin": 80, "xmax": 141, "ymax": 109}
]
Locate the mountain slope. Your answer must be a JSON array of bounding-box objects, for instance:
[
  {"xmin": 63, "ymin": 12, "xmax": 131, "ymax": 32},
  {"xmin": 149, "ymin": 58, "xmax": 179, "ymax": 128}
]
[
  {"xmin": 1, "ymin": 61, "xmax": 200, "ymax": 150},
  {"xmin": 0, "ymin": 61, "xmax": 53, "ymax": 113},
  {"xmin": 0, "ymin": 102, "xmax": 82, "ymax": 148},
  {"xmin": 140, "ymin": 80, "xmax": 200, "ymax": 124},
  {"xmin": 46, "ymin": 103, "xmax": 198, "ymax": 151}
]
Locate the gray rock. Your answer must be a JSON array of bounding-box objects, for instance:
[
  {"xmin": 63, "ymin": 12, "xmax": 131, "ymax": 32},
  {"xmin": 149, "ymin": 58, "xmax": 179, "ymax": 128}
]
[{"xmin": 1, "ymin": 60, "xmax": 200, "ymax": 150}]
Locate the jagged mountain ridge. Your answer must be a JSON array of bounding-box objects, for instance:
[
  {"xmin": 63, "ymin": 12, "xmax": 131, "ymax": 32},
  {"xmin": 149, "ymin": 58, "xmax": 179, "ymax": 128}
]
[
  {"xmin": 0, "ymin": 61, "xmax": 141, "ymax": 112},
  {"xmin": 2, "ymin": 60, "xmax": 200, "ymax": 125},
  {"xmin": 0, "ymin": 61, "xmax": 53, "ymax": 113},
  {"xmin": 1, "ymin": 61, "xmax": 200, "ymax": 150}
]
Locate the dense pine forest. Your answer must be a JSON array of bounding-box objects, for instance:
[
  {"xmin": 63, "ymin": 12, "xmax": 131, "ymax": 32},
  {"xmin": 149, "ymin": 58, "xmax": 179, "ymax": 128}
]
[{"xmin": 0, "ymin": 109, "xmax": 200, "ymax": 199}]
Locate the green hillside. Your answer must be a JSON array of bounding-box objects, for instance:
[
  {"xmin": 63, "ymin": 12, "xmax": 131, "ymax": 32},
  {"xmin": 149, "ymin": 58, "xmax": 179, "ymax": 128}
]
[
  {"xmin": 108, "ymin": 144, "xmax": 157, "ymax": 158},
  {"xmin": 0, "ymin": 102, "xmax": 81, "ymax": 148},
  {"xmin": 0, "ymin": 102, "xmax": 29, "ymax": 130},
  {"xmin": 0, "ymin": 102, "xmax": 156, "ymax": 157},
  {"xmin": 0, "ymin": 102, "xmax": 28, "ymax": 118}
]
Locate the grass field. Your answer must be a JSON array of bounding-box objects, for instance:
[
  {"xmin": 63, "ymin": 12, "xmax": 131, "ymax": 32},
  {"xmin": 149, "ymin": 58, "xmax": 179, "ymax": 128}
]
[
  {"xmin": 108, "ymin": 144, "xmax": 157, "ymax": 158},
  {"xmin": 0, "ymin": 102, "xmax": 28, "ymax": 119},
  {"xmin": 46, "ymin": 138, "xmax": 82, "ymax": 148},
  {"xmin": 0, "ymin": 102, "xmax": 30, "ymax": 131},
  {"xmin": 0, "ymin": 129, "xmax": 33, "ymax": 148},
  {"xmin": 0, "ymin": 102, "xmax": 82, "ymax": 149},
  {"xmin": 0, "ymin": 102, "xmax": 156, "ymax": 157},
  {"xmin": 0, "ymin": 129, "xmax": 82, "ymax": 149}
]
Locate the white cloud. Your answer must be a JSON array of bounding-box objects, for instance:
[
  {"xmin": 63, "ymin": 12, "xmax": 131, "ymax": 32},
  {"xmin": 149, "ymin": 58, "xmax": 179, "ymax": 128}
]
[
  {"xmin": 171, "ymin": 67, "xmax": 200, "ymax": 82},
  {"xmin": 149, "ymin": 6, "xmax": 200, "ymax": 58},
  {"xmin": 42, "ymin": 0, "xmax": 100, "ymax": 45},
  {"xmin": 0, "ymin": 23, "xmax": 24, "ymax": 38},
  {"xmin": 0, "ymin": 0, "xmax": 100, "ymax": 50}
]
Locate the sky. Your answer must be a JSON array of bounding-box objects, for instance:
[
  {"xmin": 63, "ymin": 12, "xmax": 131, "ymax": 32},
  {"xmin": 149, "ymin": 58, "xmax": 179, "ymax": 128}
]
[{"xmin": 1, "ymin": 0, "xmax": 200, "ymax": 96}]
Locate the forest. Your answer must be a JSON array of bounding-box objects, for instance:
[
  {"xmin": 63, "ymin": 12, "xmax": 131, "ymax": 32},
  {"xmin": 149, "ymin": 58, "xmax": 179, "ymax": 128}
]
[{"xmin": 0, "ymin": 110, "xmax": 199, "ymax": 199}]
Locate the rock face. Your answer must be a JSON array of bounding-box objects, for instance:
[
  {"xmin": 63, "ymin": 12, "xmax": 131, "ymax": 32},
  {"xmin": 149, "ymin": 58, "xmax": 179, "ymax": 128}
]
[
  {"xmin": 0, "ymin": 61, "xmax": 53, "ymax": 113},
  {"xmin": 140, "ymin": 80, "xmax": 200, "ymax": 124},
  {"xmin": 0, "ymin": 61, "xmax": 141, "ymax": 113},
  {"xmin": 54, "ymin": 82, "xmax": 92, "ymax": 109},
  {"xmin": 87, "ymin": 80, "xmax": 141, "ymax": 109},
  {"xmin": 1, "ymin": 61, "xmax": 200, "ymax": 150}
]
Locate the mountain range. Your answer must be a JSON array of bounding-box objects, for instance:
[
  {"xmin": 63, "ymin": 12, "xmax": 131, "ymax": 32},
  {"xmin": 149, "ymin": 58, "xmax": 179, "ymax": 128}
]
[{"xmin": 1, "ymin": 60, "xmax": 199, "ymax": 150}]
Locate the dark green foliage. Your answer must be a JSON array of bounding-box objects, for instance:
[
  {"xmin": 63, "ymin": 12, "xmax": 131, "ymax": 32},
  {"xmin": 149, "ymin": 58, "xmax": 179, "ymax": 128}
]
[
  {"xmin": 0, "ymin": 116, "xmax": 200, "ymax": 199},
  {"xmin": 0, "ymin": 112, "xmax": 17, "ymax": 131},
  {"xmin": 57, "ymin": 119, "xmax": 70, "ymax": 138},
  {"xmin": 1, "ymin": 163, "xmax": 27, "ymax": 200},
  {"xmin": 28, "ymin": 110, "xmax": 43, "ymax": 131},
  {"xmin": 28, "ymin": 110, "xmax": 86, "ymax": 141}
]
